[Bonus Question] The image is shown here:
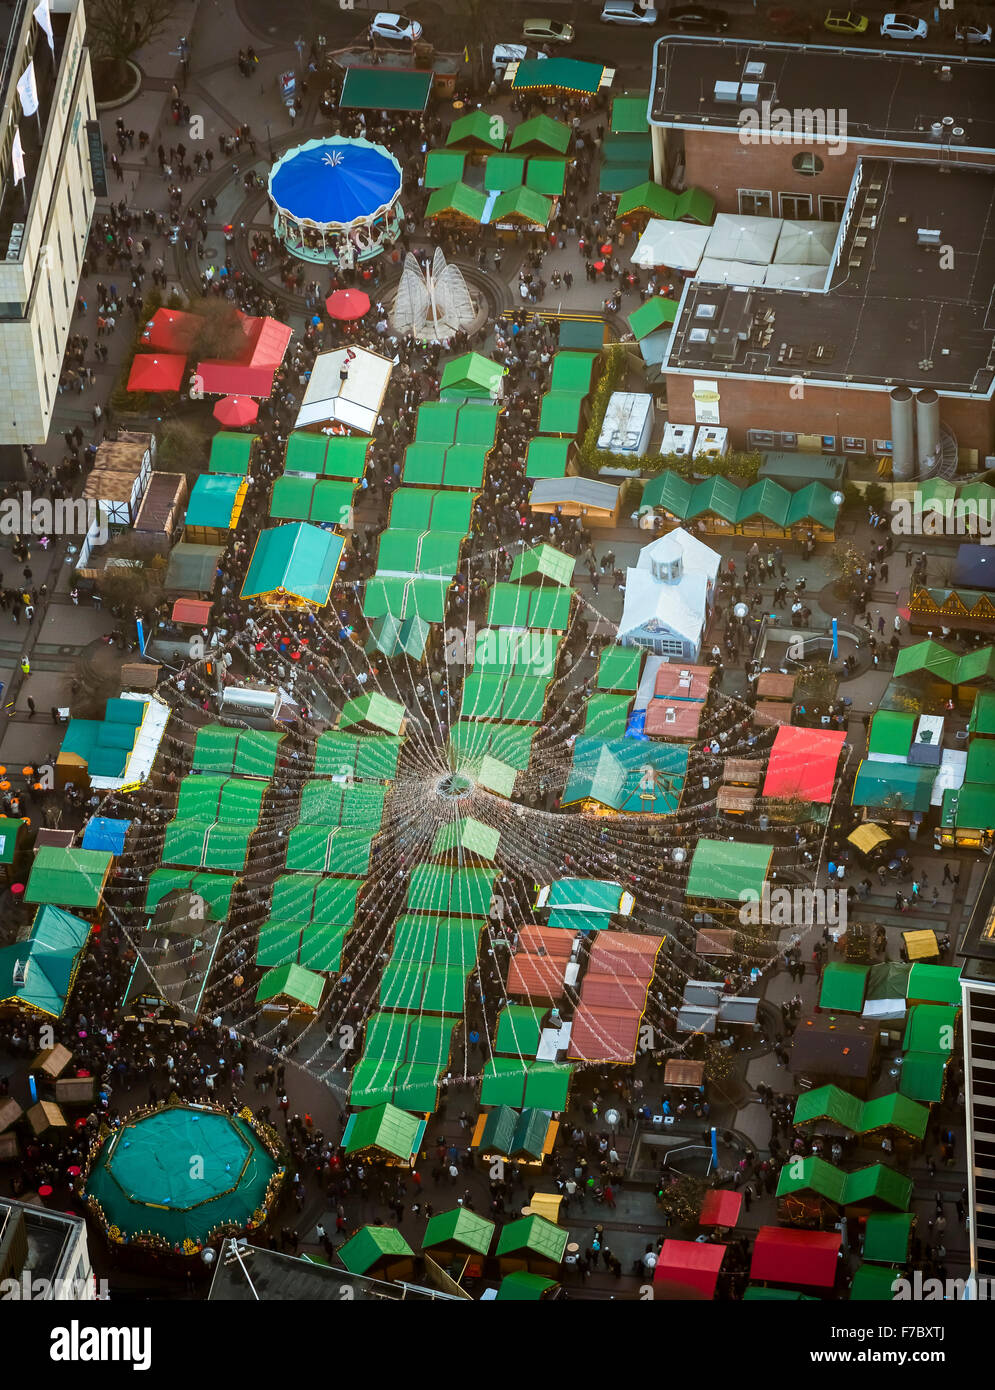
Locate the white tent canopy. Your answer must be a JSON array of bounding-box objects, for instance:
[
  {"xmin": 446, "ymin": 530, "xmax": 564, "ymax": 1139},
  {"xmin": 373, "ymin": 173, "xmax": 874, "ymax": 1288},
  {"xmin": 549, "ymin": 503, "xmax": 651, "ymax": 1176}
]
[
  {"xmin": 773, "ymin": 219, "xmax": 839, "ymax": 265},
  {"xmin": 704, "ymin": 212, "xmax": 783, "ymax": 265},
  {"xmin": 294, "ymin": 346, "xmax": 393, "ymax": 433},
  {"xmin": 763, "ymin": 264, "xmax": 828, "ymax": 290},
  {"xmin": 631, "ymin": 218, "xmax": 710, "ymax": 270},
  {"xmin": 696, "ymin": 257, "xmax": 768, "ymax": 286}
]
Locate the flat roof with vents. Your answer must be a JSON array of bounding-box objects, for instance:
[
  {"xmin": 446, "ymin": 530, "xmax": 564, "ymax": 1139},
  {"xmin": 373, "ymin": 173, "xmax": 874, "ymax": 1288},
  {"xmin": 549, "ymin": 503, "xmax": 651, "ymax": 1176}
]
[
  {"xmin": 664, "ymin": 159, "xmax": 995, "ymax": 397},
  {"xmin": 650, "ymin": 35, "xmax": 995, "ymax": 154}
]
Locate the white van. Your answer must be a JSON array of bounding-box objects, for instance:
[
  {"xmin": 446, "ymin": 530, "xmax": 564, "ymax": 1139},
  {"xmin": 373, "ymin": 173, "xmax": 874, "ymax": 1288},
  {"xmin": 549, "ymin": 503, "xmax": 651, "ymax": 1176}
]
[{"xmin": 491, "ymin": 43, "xmax": 547, "ymax": 77}]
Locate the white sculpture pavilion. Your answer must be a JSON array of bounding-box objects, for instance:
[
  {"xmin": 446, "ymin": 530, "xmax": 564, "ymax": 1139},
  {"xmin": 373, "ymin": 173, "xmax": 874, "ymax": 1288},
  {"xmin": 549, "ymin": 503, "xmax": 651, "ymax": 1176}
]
[{"xmin": 392, "ymin": 249, "xmax": 475, "ymax": 341}]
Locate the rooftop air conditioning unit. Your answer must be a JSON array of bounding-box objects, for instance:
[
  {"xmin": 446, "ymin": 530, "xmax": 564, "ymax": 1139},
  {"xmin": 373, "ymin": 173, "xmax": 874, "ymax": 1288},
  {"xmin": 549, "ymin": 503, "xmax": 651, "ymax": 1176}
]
[
  {"xmin": 740, "ymin": 81, "xmax": 759, "ymax": 103},
  {"xmin": 952, "ymin": 127, "xmax": 965, "ymax": 142},
  {"xmin": 743, "ymin": 61, "xmax": 765, "ymax": 77},
  {"xmin": 917, "ymin": 228, "xmax": 941, "ymax": 246},
  {"xmin": 713, "ymin": 80, "xmax": 739, "ymax": 103}
]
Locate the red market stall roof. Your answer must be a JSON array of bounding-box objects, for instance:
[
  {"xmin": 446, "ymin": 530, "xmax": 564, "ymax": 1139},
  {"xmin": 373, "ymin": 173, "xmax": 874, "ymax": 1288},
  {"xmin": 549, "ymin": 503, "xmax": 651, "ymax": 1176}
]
[
  {"xmin": 653, "ymin": 1238, "xmax": 725, "ymax": 1299},
  {"xmin": 749, "ymin": 1226, "xmax": 842, "ymax": 1288},
  {"xmin": 243, "ymin": 314, "xmax": 293, "ymax": 367},
  {"xmin": 763, "ymin": 725, "xmax": 847, "ymax": 804},
  {"xmin": 644, "ymin": 699, "xmax": 705, "ymax": 740},
  {"xmin": 143, "ymin": 308, "xmax": 200, "ymax": 353},
  {"xmin": 127, "ymin": 353, "xmax": 188, "ymax": 392},
  {"xmin": 195, "ymin": 362, "xmax": 277, "ymax": 398},
  {"xmin": 567, "ymin": 931, "xmax": 663, "ymax": 1063},
  {"xmin": 508, "ymin": 949, "xmax": 569, "ymax": 1001},
  {"xmin": 654, "ymin": 664, "xmax": 712, "ymax": 701},
  {"xmin": 700, "ymin": 1189, "xmax": 743, "ymax": 1227},
  {"xmin": 171, "ymin": 599, "xmax": 213, "ymax": 625}
]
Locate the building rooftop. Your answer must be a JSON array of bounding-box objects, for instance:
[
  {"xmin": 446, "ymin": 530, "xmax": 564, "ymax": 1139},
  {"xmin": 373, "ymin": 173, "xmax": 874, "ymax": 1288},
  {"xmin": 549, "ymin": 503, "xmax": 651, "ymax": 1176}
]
[
  {"xmin": 207, "ymin": 1242, "xmax": 458, "ymax": 1301},
  {"xmin": 649, "ymin": 36, "xmax": 995, "ymax": 155},
  {"xmin": 0, "ymin": 1198, "xmax": 85, "ymax": 1288},
  {"xmin": 959, "ymin": 857, "xmax": 995, "ymax": 981},
  {"xmin": 664, "ymin": 159, "xmax": 995, "ymax": 396}
]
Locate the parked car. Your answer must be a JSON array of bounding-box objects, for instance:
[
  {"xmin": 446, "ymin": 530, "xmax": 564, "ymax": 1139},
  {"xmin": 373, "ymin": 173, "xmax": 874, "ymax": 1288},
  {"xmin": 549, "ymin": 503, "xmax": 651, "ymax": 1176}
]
[
  {"xmin": 523, "ymin": 17, "xmax": 575, "ymax": 43},
  {"xmin": 879, "ymin": 13, "xmax": 928, "ymax": 40},
  {"xmin": 370, "ymin": 12, "xmax": 423, "ymax": 42},
  {"xmin": 824, "ymin": 9, "xmax": 869, "ymax": 34},
  {"xmin": 601, "ymin": 2, "xmax": 659, "ymax": 24},
  {"xmin": 955, "ymin": 22, "xmax": 992, "ymax": 43},
  {"xmin": 667, "ymin": 5, "xmax": 730, "ymax": 32},
  {"xmin": 492, "ymin": 43, "xmax": 547, "ymax": 77}
]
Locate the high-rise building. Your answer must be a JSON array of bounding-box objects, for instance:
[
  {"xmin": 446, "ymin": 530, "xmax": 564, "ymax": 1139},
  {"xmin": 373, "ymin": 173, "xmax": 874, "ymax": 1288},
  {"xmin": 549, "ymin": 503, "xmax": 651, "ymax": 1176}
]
[
  {"xmin": 0, "ymin": 1196, "xmax": 96, "ymax": 1298},
  {"xmin": 958, "ymin": 863, "xmax": 995, "ymax": 1287},
  {"xmin": 0, "ymin": 0, "xmax": 97, "ymax": 445}
]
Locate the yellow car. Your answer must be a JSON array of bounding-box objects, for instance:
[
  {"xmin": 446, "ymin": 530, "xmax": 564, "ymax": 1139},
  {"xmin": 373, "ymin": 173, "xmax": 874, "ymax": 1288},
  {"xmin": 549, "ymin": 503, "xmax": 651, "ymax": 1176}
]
[
  {"xmin": 522, "ymin": 18, "xmax": 576, "ymax": 44},
  {"xmin": 824, "ymin": 9, "xmax": 869, "ymax": 33}
]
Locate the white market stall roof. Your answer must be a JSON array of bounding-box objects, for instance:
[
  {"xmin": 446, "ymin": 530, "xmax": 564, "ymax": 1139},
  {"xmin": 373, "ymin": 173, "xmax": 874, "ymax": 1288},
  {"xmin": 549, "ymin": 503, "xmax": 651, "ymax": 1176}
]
[
  {"xmin": 762, "ymin": 264, "xmax": 828, "ymax": 290},
  {"xmin": 295, "ymin": 347, "xmax": 393, "ymax": 433},
  {"xmin": 631, "ymin": 218, "xmax": 709, "ymax": 270},
  {"xmin": 696, "ymin": 257, "xmax": 768, "ymax": 286},
  {"xmin": 704, "ymin": 213, "xmax": 783, "ymax": 265},
  {"xmin": 930, "ymin": 749, "xmax": 967, "ymax": 807},
  {"xmin": 773, "ymin": 219, "xmax": 839, "ymax": 266}
]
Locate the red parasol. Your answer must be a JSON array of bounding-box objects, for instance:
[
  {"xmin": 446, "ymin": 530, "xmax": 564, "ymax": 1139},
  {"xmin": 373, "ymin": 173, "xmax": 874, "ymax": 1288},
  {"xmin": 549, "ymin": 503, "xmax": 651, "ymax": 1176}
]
[
  {"xmin": 213, "ymin": 395, "xmax": 259, "ymax": 427},
  {"xmin": 38, "ymin": 1185, "xmax": 53, "ymax": 1197},
  {"xmin": 325, "ymin": 289, "xmax": 371, "ymax": 321},
  {"xmin": 593, "ymin": 260, "xmax": 605, "ymax": 272},
  {"xmin": 600, "ymin": 242, "xmax": 613, "ymax": 254}
]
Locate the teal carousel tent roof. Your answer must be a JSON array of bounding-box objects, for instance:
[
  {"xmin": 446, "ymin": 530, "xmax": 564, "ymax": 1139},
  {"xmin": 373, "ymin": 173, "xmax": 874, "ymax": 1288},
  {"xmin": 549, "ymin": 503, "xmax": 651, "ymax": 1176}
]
[{"xmin": 83, "ymin": 1104, "xmax": 282, "ymax": 1251}]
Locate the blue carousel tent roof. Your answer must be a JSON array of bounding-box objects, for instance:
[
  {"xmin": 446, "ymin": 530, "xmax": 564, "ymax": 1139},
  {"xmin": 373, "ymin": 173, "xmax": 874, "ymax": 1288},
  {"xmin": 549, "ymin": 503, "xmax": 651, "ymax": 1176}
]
[{"xmin": 269, "ymin": 138, "xmax": 402, "ymax": 227}]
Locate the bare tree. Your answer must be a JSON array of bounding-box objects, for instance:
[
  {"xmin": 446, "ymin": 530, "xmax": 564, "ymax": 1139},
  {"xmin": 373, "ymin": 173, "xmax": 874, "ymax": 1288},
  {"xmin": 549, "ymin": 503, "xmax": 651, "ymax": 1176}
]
[
  {"xmin": 87, "ymin": 0, "xmax": 177, "ymax": 98},
  {"xmin": 190, "ymin": 299, "xmax": 249, "ymax": 363}
]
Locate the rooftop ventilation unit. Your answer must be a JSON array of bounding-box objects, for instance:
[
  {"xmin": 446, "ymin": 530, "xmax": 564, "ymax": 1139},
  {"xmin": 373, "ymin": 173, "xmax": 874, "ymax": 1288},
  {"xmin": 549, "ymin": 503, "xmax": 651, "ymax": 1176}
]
[
  {"xmin": 713, "ymin": 80, "xmax": 739, "ymax": 103},
  {"xmin": 740, "ymin": 81, "xmax": 760, "ymax": 103},
  {"xmin": 694, "ymin": 303, "xmax": 717, "ymax": 319},
  {"xmin": 952, "ymin": 127, "xmax": 965, "ymax": 142},
  {"xmin": 688, "ymin": 328, "xmax": 709, "ymax": 343},
  {"xmin": 917, "ymin": 228, "xmax": 942, "ymax": 247},
  {"xmin": 743, "ymin": 61, "xmax": 765, "ymax": 78}
]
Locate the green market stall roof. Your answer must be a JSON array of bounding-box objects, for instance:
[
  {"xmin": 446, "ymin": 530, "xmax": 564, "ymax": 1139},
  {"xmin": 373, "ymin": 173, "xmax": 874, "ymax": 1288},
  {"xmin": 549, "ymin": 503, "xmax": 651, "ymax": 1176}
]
[
  {"xmin": 639, "ymin": 471, "xmax": 841, "ymax": 532},
  {"xmin": 269, "ymin": 476, "xmax": 356, "ymax": 526},
  {"xmin": 240, "ymin": 523, "xmax": 343, "ymax": 605},
  {"xmin": 850, "ymin": 1263, "xmax": 900, "ymax": 1301},
  {"xmin": 496, "ymin": 1270, "xmax": 558, "ymax": 1300},
  {"xmin": 611, "ymin": 91, "xmax": 649, "ymax": 134},
  {"xmin": 478, "ymin": 1106, "xmax": 550, "ymax": 1161},
  {"xmin": 337, "ymin": 1224, "xmax": 414, "ymax": 1275},
  {"xmin": 365, "ymin": 613, "xmax": 432, "ymax": 661},
  {"xmin": 425, "ymin": 181, "xmax": 487, "ymax": 222},
  {"xmin": 628, "ymin": 295, "xmax": 678, "ymax": 341},
  {"xmin": 25, "ymin": 845, "xmax": 113, "ymax": 909},
  {"xmin": 185, "ymin": 472, "xmax": 246, "ymax": 530},
  {"xmin": 0, "ymin": 818, "xmax": 25, "ymax": 864},
  {"xmin": 389, "ymin": 487, "xmax": 476, "ymax": 532},
  {"xmin": 895, "ymin": 639, "xmax": 995, "ymax": 687},
  {"xmin": 342, "ymin": 1103, "xmax": 426, "ymax": 1162},
  {"xmin": 439, "ymin": 351, "xmax": 504, "ymax": 400},
  {"xmin": 851, "ymin": 761, "xmax": 936, "ymax": 813},
  {"xmin": 906, "ymin": 963, "xmax": 962, "ymax": 1005},
  {"xmin": 0, "ymin": 905, "xmax": 91, "ymax": 1015},
  {"xmin": 538, "ymin": 389, "xmax": 585, "ymax": 434},
  {"xmin": 511, "ymin": 58, "xmax": 610, "ymax": 95},
  {"xmin": 164, "ymin": 542, "xmax": 223, "ymax": 594},
  {"xmin": 510, "ymin": 114, "xmax": 571, "ymax": 154},
  {"xmin": 618, "ymin": 180, "xmax": 677, "ymax": 220},
  {"xmin": 480, "ymin": 1059, "xmax": 572, "ymax": 1110},
  {"xmin": 486, "ymin": 582, "xmax": 573, "ymax": 631},
  {"xmin": 597, "ymin": 644, "xmax": 644, "ymax": 692},
  {"xmin": 446, "ymin": 109, "xmax": 507, "ymax": 152},
  {"xmin": 208, "ymin": 431, "xmax": 256, "ymax": 474},
  {"xmin": 970, "ymin": 690, "xmax": 995, "ymax": 735},
  {"xmin": 510, "ymin": 543, "xmax": 575, "ymax": 587},
  {"xmin": 338, "ymin": 692, "xmax": 406, "ymax": 735},
  {"xmin": 494, "ymin": 1004, "xmax": 544, "ymax": 1056},
  {"xmin": 82, "ymin": 1104, "xmax": 282, "ymax": 1252},
  {"xmin": 792, "ymin": 1085, "xmax": 928, "ymax": 1142},
  {"xmin": 431, "ymin": 817, "xmax": 500, "ymax": 861},
  {"xmin": 314, "ymin": 729, "xmax": 404, "ymax": 781},
  {"xmin": 495, "ymin": 1213, "xmax": 568, "ymax": 1262},
  {"xmin": 867, "ymin": 710, "xmax": 916, "ymax": 759},
  {"xmin": 484, "ymin": 153, "xmax": 526, "ymax": 192},
  {"xmin": 363, "ymin": 577, "xmax": 450, "ymax": 623},
  {"xmin": 776, "ymin": 1156, "xmax": 912, "ymax": 1212},
  {"xmin": 254, "ymin": 963, "xmax": 324, "ymax": 1010},
  {"xmin": 146, "ymin": 869, "xmax": 236, "ymax": 920},
  {"xmin": 863, "ymin": 1212, "xmax": 915, "ymax": 1265},
  {"xmin": 192, "ymin": 726, "xmax": 283, "ymax": 778},
  {"xmin": 448, "ymin": 720, "xmax": 536, "ymax": 771},
  {"xmin": 818, "ymin": 962, "xmax": 869, "ymax": 1013},
  {"xmin": 583, "ymin": 692, "xmax": 632, "ymax": 739},
  {"xmin": 562, "ymin": 737, "xmax": 688, "ymax": 814},
  {"xmin": 686, "ymin": 839, "xmax": 772, "ymax": 901},
  {"xmin": 284, "ymin": 432, "xmax": 369, "ymax": 480},
  {"xmin": 424, "ymin": 149, "xmax": 466, "ymax": 188},
  {"xmin": 423, "ymin": 1207, "xmax": 494, "ymax": 1256},
  {"xmin": 898, "ymin": 1051, "xmax": 949, "ymax": 1103},
  {"xmin": 406, "ymin": 864, "xmax": 496, "ymax": 916},
  {"xmin": 489, "ymin": 186, "xmax": 553, "ymax": 229},
  {"xmin": 339, "ymin": 66, "xmax": 432, "ymax": 111}
]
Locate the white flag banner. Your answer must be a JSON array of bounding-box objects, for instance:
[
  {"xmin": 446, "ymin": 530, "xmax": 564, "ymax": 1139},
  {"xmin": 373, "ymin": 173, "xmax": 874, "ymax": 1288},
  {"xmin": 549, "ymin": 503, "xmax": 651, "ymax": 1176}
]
[
  {"xmin": 11, "ymin": 128, "xmax": 25, "ymax": 184},
  {"xmin": 16, "ymin": 61, "xmax": 38, "ymax": 117},
  {"xmin": 33, "ymin": 0, "xmax": 54, "ymax": 51}
]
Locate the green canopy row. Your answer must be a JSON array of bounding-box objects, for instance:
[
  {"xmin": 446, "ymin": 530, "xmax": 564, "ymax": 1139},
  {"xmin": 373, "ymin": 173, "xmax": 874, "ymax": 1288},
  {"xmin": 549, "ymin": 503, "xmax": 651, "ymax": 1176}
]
[
  {"xmin": 640, "ymin": 471, "xmax": 841, "ymax": 532},
  {"xmin": 296, "ymin": 778, "xmax": 386, "ymax": 829},
  {"xmin": 389, "ymin": 486, "xmax": 476, "ymax": 533},
  {"xmin": 314, "ymin": 730, "xmax": 404, "ymax": 781},
  {"xmin": 460, "ymin": 671, "xmax": 552, "ymax": 722},
  {"xmin": 486, "ymin": 582, "xmax": 573, "ymax": 631},
  {"xmin": 777, "ymin": 1156, "xmax": 913, "ymax": 1212},
  {"xmin": 175, "ymin": 774, "xmax": 267, "ymax": 824},
  {"xmin": 283, "ymin": 432, "xmax": 369, "ymax": 480},
  {"xmin": 401, "ymin": 442, "xmax": 491, "ymax": 489},
  {"xmin": 793, "ymin": 1085, "xmax": 929, "ymax": 1142},
  {"xmin": 191, "ymin": 727, "xmax": 284, "ymax": 778},
  {"xmin": 145, "ymin": 869, "xmax": 236, "ymax": 919},
  {"xmin": 414, "ymin": 400, "xmax": 499, "ymax": 447},
  {"xmin": 480, "ymin": 1058, "xmax": 572, "ymax": 1110}
]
